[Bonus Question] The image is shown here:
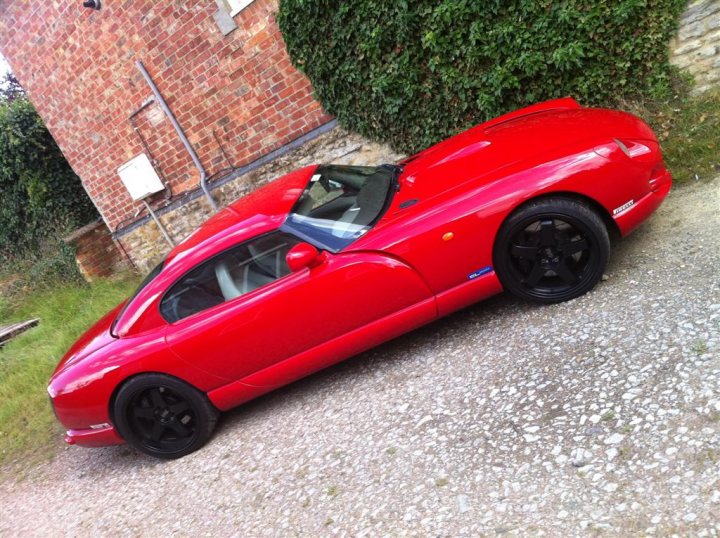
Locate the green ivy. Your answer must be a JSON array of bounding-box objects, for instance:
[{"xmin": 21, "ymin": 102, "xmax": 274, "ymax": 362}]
[
  {"xmin": 278, "ymin": 0, "xmax": 687, "ymax": 153},
  {"xmin": 0, "ymin": 98, "xmax": 97, "ymax": 258}
]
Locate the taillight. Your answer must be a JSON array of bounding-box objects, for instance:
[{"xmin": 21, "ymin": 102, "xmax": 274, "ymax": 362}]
[
  {"xmin": 614, "ymin": 139, "xmax": 651, "ymax": 159},
  {"xmin": 594, "ymin": 139, "xmax": 659, "ymax": 164}
]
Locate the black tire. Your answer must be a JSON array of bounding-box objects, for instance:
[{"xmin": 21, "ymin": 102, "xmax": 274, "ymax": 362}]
[
  {"xmin": 493, "ymin": 197, "xmax": 610, "ymax": 304},
  {"xmin": 112, "ymin": 374, "xmax": 219, "ymax": 459}
]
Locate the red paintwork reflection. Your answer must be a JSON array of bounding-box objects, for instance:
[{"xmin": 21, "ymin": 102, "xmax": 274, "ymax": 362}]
[{"xmin": 48, "ymin": 98, "xmax": 671, "ymax": 447}]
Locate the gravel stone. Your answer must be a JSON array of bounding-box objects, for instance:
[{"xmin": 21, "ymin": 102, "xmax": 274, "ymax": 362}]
[
  {"xmin": 0, "ymin": 179, "xmax": 718, "ymax": 536},
  {"xmin": 604, "ymin": 433, "xmax": 625, "ymax": 445}
]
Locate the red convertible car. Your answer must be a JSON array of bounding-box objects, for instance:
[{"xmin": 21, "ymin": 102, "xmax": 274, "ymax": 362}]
[{"xmin": 48, "ymin": 98, "xmax": 671, "ymax": 458}]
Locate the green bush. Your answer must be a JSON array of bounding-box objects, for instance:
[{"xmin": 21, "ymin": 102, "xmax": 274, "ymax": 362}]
[
  {"xmin": 26, "ymin": 238, "xmax": 84, "ymax": 287},
  {"xmin": 278, "ymin": 0, "xmax": 687, "ymax": 153},
  {"xmin": 0, "ymin": 98, "xmax": 97, "ymax": 258}
]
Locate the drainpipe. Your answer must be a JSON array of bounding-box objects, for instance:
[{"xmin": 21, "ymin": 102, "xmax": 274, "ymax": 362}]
[
  {"xmin": 135, "ymin": 60, "xmax": 219, "ymax": 212},
  {"xmin": 142, "ymin": 199, "xmax": 175, "ymax": 248}
]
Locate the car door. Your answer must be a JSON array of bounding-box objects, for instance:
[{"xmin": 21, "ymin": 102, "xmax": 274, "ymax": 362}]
[{"xmin": 162, "ymin": 231, "xmax": 435, "ymax": 385}]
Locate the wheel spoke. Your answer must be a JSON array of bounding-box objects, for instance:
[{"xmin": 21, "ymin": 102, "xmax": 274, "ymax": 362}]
[
  {"xmin": 511, "ymin": 244, "xmax": 538, "ymax": 259},
  {"xmin": 150, "ymin": 388, "xmax": 165, "ymax": 409},
  {"xmin": 150, "ymin": 421, "xmax": 165, "ymax": 442},
  {"xmin": 169, "ymin": 401, "xmax": 189, "ymax": 414},
  {"xmin": 167, "ymin": 420, "xmax": 190, "ymax": 438},
  {"xmin": 560, "ymin": 238, "xmax": 588, "ymax": 256},
  {"xmin": 133, "ymin": 406, "xmax": 154, "ymax": 420},
  {"xmin": 555, "ymin": 260, "xmax": 579, "ymax": 284},
  {"xmin": 538, "ymin": 219, "xmax": 556, "ymax": 246},
  {"xmin": 524, "ymin": 263, "xmax": 547, "ymax": 287}
]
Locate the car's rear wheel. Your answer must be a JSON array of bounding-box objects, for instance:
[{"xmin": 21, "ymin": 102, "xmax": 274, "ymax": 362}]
[
  {"xmin": 113, "ymin": 374, "xmax": 218, "ymax": 459},
  {"xmin": 493, "ymin": 197, "xmax": 610, "ymax": 303}
]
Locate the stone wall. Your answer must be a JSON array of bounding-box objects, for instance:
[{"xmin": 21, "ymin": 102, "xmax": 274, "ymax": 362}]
[
  {"xmin": 670, "ymin": 0, "xmax": 720, "ymax": 92},
  {"xmin": 119, "ymin": 127, "xmax": 403, "ymax": 271}
]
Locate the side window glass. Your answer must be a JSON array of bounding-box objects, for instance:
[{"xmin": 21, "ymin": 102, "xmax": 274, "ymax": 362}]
[{"xmin": 160, "ymin": 232, "xmax": 300, "ymax": 323}]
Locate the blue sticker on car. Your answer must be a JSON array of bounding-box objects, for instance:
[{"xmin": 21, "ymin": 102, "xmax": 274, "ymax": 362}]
[{"xmin": 468, "ymin": 266, "xmax": 493, "ymax": 280}]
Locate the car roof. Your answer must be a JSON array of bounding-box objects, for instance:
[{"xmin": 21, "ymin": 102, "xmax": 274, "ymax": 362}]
[{"xmin": 163, "ymin": 165, "xmax": 317, "ymax": 270}]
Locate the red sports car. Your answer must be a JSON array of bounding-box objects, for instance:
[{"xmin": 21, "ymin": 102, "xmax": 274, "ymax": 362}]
[{"xmin": 48, "ymin": 98, "xmax": 671, "ymax": 458}]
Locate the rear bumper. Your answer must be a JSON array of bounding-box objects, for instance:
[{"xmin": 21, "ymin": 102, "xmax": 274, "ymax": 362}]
[
  {"xmin": 64, "ymin": 424, "xmax": 124, "ymax": 447},
  {"xmin": 614, "ymin": 169, "xmax": 672, "ymax": 236}
]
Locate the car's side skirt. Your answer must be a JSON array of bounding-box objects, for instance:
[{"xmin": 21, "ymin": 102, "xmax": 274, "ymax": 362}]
[{"xmin": 435, "ymin": 270, "xmax": 504, "ymax": 317}]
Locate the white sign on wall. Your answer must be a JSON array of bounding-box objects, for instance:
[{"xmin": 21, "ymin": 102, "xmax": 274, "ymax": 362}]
[
  {"xmin": 227, "ymin": 0, "xmax": 254, "ymax": 16},
  {"xmin": 117, "ymin": 153, "xmax": 165, "ymax": 201}
]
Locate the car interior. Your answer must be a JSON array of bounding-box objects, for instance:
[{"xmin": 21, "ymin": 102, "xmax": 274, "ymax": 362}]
[
  {"xmin": 160, "ymin": 232, "xmax": 299, "ymax": 323},
  {"xmin": 285, "ymin": 166, "xmax": 393, "ymax": 247}
]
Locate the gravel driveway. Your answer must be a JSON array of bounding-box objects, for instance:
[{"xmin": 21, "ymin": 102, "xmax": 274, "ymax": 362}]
[{"xmin": 1, "ymin": 179, "xmax": 718, "ymax": 537}]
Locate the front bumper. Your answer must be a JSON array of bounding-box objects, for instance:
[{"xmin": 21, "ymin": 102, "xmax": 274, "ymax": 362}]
[
  {"xmin": 613, "ymin": 169, "xmax": 672, "ymax": 236},
  {"xmin": 64, "ymin": 424, "xmax": 124, "ymax": 447}
]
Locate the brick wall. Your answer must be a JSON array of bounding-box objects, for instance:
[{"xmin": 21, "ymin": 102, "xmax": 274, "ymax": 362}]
[
  {"xmin": 0, "ymin": 0, "xmax": 330, "ymax": 232},
  {"xmin": 64, "ymin": 220, "xmax": 127, "ymax": 282},
  {"xmin": 671, "ymin": 0, "xmax": 720, "ymax": 93}
]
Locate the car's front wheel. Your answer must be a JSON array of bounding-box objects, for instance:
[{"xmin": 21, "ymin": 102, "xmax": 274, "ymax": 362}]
[
  {"xmin": 113, "ymin": 374, "xmax": 219, "ymax": 459},
  {"xmin": 493, "ymin": 197, "xmax": 610, "ymax": 303}
]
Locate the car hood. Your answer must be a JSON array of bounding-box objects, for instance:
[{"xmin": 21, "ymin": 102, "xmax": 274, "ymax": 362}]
[{"xmin": 51, "ymin": 302, "xmax": 124, "ymax": 378}]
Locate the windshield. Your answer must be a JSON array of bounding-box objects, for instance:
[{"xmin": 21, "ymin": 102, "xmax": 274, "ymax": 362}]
[{"xmin": 281, "ymin": 165, "xmax": 397, "ymax": 251}]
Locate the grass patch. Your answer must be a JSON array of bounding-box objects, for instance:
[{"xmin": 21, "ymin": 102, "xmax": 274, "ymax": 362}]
[
  {"xmin": 0, "ymin": 275, "xmax": 139, "ymax": 469},
  {"xmin": 692, "ymin": 340, "xmax": 709, "ymax": 356},
  {"xmin": 624, "ymin": 88, "xmax": 720, "ymax": 184}
]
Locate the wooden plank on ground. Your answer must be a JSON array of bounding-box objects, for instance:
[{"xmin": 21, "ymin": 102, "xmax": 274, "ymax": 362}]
[{"xmin": 0, "ymin": 319, "xmax": 40, "ymax": 345}]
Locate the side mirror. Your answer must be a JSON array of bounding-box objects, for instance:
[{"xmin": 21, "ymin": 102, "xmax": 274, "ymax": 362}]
[{"xmin": 286, "ymin": 242, "xmax": 326, "ymax": 272}]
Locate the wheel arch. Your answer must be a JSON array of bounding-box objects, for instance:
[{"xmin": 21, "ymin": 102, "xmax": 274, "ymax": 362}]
[{"xmin": 498, "ymin": 190, "xmax": 620, "ymax": 246}]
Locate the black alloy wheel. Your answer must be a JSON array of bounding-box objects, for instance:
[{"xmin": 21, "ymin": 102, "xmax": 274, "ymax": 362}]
[
  {"xmin": 113, "ymin": 374, "xmax": 218, "ymax": 459},
  {"xmin": 494, "ymin": 198, "xmax": 610, "ymax": 303}
]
